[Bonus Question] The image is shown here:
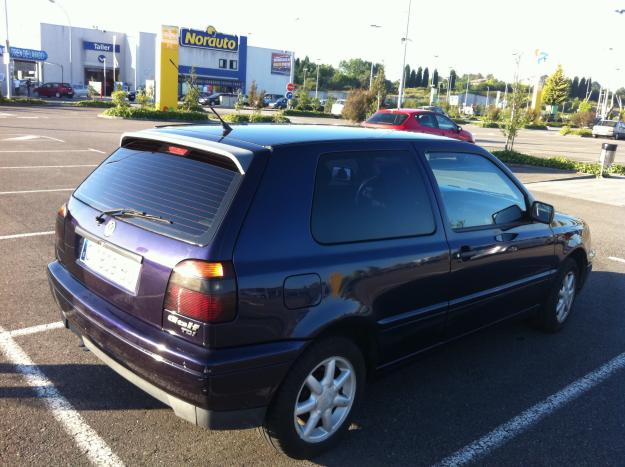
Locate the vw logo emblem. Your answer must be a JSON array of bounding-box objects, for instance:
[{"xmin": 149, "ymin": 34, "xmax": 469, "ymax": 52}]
[{"xmin": 104, "ymin": 220, "xmax": 116, "ymax": 237}]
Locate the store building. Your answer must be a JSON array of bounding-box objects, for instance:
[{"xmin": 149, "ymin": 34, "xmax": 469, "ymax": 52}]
[{"xmin": 1, "ymin": 23, "xmax": 292, "ymax": 98}]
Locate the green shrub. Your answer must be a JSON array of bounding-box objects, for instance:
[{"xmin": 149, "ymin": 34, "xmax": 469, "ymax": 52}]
[
  {"xmin": 324, "ymin": 96, "xmax": 336, "ymax": 114},
  {"xmin": 111, "ymin": 90, "xmax": 129, "ymax": 109},
  {"xmin": 222, "ymin": 112, "xmax": 290, "ymax": 124},
  {"xmin": 222, "ymin": 112, "xmax": 249, "ymax": 123},
  {"xmin": 342, "ymin": 89, "xmax": 376, "ymax": 122},
  {"xmin": 283, "ymin": 109, "xmax": 336, "ymax": 118},
  {"xmin": 479, "ymin": 121, "xmax": 500, "ymax": 128},
  {"xmin": 136, "ymin": 89, "xmax": 151, "ymax": 109},
  {"xmin": 104, "ymin": 107, "xmax": 208, "ymax": 121},
  {"xmin": 0, "ymin": 97, "xmax": 47, "ymax": 105},
  {"xmin": 72, "ymin": 100, "xmax": 115, "ymax": 107},
  {"xmin": 560, "ymin": 126, "xmax": 571, "ymax": 136},
  {"xmin": 570, "ymin": 110, "xmax": 595, "ymax": 128},
  {"xmin": 485, "ymin": 106, "xmax": 501, "ymax": 122},
  {"xmin": 248, "ymin": 109, "xmax": 264, "ymax": 123},
  {"xmin": 272, "ymin": 110, "xmax": 288, "ymax": 123},
  {"xmin": 561, "ymin": 127, "xmax": 592, "ymax": 137},
  {"xmin": 492, "ymin": 150, "xmax": 625, "ymax": 177}
]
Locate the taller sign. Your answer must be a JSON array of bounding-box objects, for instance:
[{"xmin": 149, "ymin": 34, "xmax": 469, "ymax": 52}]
[
  {"xmin": 179, "ymin": 28, "xmax": 238, "ymax": 52},
  {"xmin": 83, "ymin": 41, "xmax": 121, "ymax": 53}
]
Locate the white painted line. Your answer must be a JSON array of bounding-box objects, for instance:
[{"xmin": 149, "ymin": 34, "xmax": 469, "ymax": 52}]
[
  {"xmin": 1, "ymin": 134, "xmax": 64, "ymax": 142},
  {"xmin": 8, "ymin": 321, "xmax": 64, "ymax": 337},
  {"xmin": 0, "ymin": 149, "xmax": 94, "ymax": 153},
  {"xmin": 608, "ymin": 256, "xmax": 625, "ymax": 264},
  {"xmin": 0, "ymin": 188, "xmax": 74, "ymax": 195},
  {"xmin": 0, "ymin": 164, "xmax": 96, "ymax": 169},
  {"xmin": 0, "ymin": 325, "xmax": 124, "ymax": 466},
  {"xmin": 88, "ymin": 148, "xmax": 106, "ymax": 154},
  {"xmin": 0, "ymin": 231, "xmax": 54, "ymax": 240},
  {"xmin": 434, "ymin": 352, "xmax": 625, "ymax": 467}
]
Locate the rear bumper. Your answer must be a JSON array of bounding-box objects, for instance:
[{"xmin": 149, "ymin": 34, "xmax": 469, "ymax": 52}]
[{"xmin": 47, "ymin": 260, "xmax": 306, "ymax": 429}]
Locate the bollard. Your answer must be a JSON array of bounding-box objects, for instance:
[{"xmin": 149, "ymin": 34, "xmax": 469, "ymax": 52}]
[{"xmin": 599, "ymin": 143, "xmax": 617, "ymax": 178}]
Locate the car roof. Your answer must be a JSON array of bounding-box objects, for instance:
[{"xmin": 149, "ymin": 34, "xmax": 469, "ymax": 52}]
[{"xmin": 127, "ymin": 124, "xmax": 449, "ymax": 150}]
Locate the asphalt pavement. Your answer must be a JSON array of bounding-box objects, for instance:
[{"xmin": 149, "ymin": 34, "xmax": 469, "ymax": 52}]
[{"xmin": 1, "ymin": 105, "xmax": 624, "ymax": 466}]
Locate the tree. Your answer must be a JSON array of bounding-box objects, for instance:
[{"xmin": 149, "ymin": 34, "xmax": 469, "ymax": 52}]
[
  {"xmin": 343, "ymin": 89, "xmax": 375, "ymax": 122},
  {"xmin": 432, "ymin": 69, "xmax": 439, "ymax": 88},
  {"xmin": 422, "ymin": 67, "xmax": 430, "ymax": 88},
  {"xmin": 570, "ymin": 76, "xmax": 579, "ymax": 98},
  {"xmin": 449, "ymin": 69, "xmax": 457, "ymax": 90},
  {"xmin": 577, "ymin": 77, "xmax": 587, "ymax": 99},
  {"xmin": 370, "ymin": 65, "xmax": 389, "ymax": 111},
  {"xmin": 415, "ymin": 67, "xmax": 423, "ymax": 87},
  {"xmin": 501, "ymin": 78, "xmax": 526, "ymax": 151},
  {"xmin": 408, "ymin": 69, "xmax": 417, "ymax": 88},
  {"xmin": 542, "ymin": 65, "xmax": 570, "ymax": 106},
  {"xmin": 404, "ymin": 64, "xmax": 411, "ymax": 88}
]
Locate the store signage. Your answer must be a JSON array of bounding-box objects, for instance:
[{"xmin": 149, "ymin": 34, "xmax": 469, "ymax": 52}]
[
  {"xmin": 83, "ymin": 41, "xmax": 120, "ymax": 53},
  {"xmin": 98, "ymin": 55, "xmax": 106, "ymax": 63},
  {"xmin": 179, "ymin": 28, "xmax": 238, "ymax": 52},
  {"xmin": 8, "ymin": 47, "xmax": 48, "ymax": 61},
  {"xmin": 271, "ymin": 53, "xmax": 291, "ymax": 76}
]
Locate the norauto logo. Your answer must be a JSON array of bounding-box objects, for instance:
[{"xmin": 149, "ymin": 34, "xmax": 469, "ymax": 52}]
[{"xmin": 180, "ymin": 28, "xmax": 238, "ymax": 52}]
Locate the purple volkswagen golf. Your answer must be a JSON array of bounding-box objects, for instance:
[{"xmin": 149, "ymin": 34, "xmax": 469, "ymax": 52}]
[{"xmin": 48, "ymin": 123, "xmax": 592, "ymax": 459}]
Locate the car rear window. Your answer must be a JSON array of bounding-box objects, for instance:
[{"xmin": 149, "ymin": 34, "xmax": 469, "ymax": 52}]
[
  {"xmin": 73, "ymin": 142, "xmax": 241, "ymax": 245},
  {"xmin": 366, "ymin": 113, "xmax": 408, "ymax": 125}
]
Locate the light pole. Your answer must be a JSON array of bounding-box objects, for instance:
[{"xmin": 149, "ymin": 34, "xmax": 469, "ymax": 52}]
[
  {"xmin": 3, "ymin": 0, "xmax": 11, "ymax": 98},
  {"xmin": 369, "ymin": 24, "xmax": 381, "ymax": 89},
  {"xmin": 486, "ymin": 86, "xmax": 490, "ymax": 108},
  {"xmin": 49, "ymin": 0, "xmax": 72, "ymax": 85},
  {"xmin": 315, "ymin": 58, "xmax": 320, "ymax": 99},
  {"xmin": 397, "ymin": 0, "xmax": 412, "ymax": 109}
]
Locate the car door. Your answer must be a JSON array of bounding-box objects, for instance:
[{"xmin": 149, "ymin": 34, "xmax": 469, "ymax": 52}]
[
  {"xmin": 423, "ymin": 150, "xmax": 557, "ymax": 337},
  {"xmin": 434, "ymin": 114, "xmax": 461, "ymax": 140},
  {"xmin": 413, "ymin": 113, "xmax": 443, "ymax": 136}
]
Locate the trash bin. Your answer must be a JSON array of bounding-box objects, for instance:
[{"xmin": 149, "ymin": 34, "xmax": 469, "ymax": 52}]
[{"xmin": 599, "ymin": 143, "xmax": 617, "ymax": 176}]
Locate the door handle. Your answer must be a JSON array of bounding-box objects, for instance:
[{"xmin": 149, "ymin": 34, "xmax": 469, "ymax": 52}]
[
  {"xmin": 454, "ymin": 245, "xmax": 476, "ymax": 262},
  {"xmin": 495, "ymin": 233, "xmax": 518, "ymax": 242}
]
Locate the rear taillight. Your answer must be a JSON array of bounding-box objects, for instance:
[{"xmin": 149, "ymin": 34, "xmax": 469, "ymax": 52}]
[
  {"xmin": 164, "ymin": 260, "xmax": 236, "ymax": 324},
  {"xmin": 55, "ymin": 202, "xmax": 67, "ymax": 259}
]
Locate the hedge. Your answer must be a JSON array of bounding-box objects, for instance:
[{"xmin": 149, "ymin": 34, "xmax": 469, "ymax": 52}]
[
  {"xmin": 73, "ymin": 100, "xmax": 115, "ymax": 108},
  {"xmin": 0, "ymin": 97, "xmax": 47, "ymax": 105},
  {"xmin": 492, "ymin": 149, "xmax": 625, "ymax": 177},
  {"xmin": 283, "ymin": 109, "xmax": 336, "ymax": 118},
  {"xmin": 560, "ymin": 126, "xmax": 592, "ymax": 137},
  {"xmin": 523, "ymin": 123, "xmax": 548, "ymax": 130},
  {"xmin": 222, "ymin": 112, "xmax": 290, "ymax": 124},
  {"xmin": 479, "ymin": 121, "xmax": 500, "ymax": 128},
  {"xmin": 103, "ymin": 106, "xmax": 209, "ymax": 121}
]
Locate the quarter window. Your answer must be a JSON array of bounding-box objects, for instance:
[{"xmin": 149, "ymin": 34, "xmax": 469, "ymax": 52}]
[
  {"xmin": 426, "ymin": 152, "xmax": 527, "ymax": 229},
  {"xmin": 312, "ymin": 151, "xmax": 435, "ymax": 244}
]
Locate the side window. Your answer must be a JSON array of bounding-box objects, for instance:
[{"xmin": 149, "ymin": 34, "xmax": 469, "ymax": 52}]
[
  {"xmin": 426, "ymin": 152, "xmax": 527, "ymax": 230},
  {"xmin": 415, "ymin": 113, "xmax": 438, "ymax": 128},
  {"xmin": 312, "ymin": 150, "xmax": 436, "ymax": 244},
  {"xmin": 435, "ymin": 114, "xmax": 457, "ymax": 131}
]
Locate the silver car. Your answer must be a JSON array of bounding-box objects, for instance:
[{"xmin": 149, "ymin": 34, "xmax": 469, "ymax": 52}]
[{"xmin": 592, "ymin": 120, "xmax": 625, "ymax": 139}]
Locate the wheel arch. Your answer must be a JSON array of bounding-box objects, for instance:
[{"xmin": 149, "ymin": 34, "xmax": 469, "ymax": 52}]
[{"xmin": 566, "ymin": 247, "xmax": 589, "ymax": 288}]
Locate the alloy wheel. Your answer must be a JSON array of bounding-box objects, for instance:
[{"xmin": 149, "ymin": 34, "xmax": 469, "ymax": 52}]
[{"xmin": 555, "ymin": 271, "xmax": 576, "ymax": 323}]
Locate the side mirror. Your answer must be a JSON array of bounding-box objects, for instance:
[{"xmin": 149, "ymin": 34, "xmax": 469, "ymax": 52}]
[{"xmin": 530, "ymin": 201, "xmax": 555, "ymax": 224}]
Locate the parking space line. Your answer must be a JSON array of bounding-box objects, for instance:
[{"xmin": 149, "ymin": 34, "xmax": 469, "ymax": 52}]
[
  {"xmin": 0, "ymin": 231, "xmax": 54, "ymax": 240},
  {"xmin": 434, "ymin": 352, "xmax": 625, "ymax": 467},
  {"xmin": 0, "ymin": 325, "xmax": 124, "ymax": 466},
  {"xmin": 0, "ymin": 164, "xmax": 97, "ymax": 169},
  {"xmin": 0, "ymin": 188, "xmax": 74, "ymax": 195},
  {"xmin": 608, "ymin": 257, "xmax": 625, "ymax": 264},
  {"xmin": 88, "ymin": 148, "xmax": 107, "ymax": 154},
  {"xmin": 7, "ymin": 321, "xmax": 64, "ymax": 337}
]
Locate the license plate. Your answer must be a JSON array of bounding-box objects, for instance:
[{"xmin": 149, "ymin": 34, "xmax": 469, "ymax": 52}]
[{"xmin": 79, "ymin": 238, "xmax": 142, "ymax": 293}]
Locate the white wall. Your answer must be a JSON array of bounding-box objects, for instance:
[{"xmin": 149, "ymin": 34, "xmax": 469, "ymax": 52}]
[{"xmin": 246, "ymin": 46, "xmax": 292, "ymax": 96}]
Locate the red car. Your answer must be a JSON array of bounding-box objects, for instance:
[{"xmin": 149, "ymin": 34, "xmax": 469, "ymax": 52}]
[
  {"xmin": 363, "ymin": 109, "xmax": 475, "ymax": 143},
  {"xmin": 33, "ymin": 82, "xmax": 74, "ymax": 98}
]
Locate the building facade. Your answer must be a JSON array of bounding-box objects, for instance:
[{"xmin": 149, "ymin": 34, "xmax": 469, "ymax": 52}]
[{"xmin": 1, "ymin": 23, "xmax": 293, "ymax": 98}]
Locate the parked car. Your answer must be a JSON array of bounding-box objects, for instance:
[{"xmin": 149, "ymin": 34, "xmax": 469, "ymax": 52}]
[
  {"xmin": 268, "ymin": 97, "xmax": 288, "ymax": 109},
  {"xmin": 592, "ymin": 120, "xmax": 625, "ymax": 139},
  {"xmin": 70, "ymin": 84, "xmax": 89, "ymax": 99},
  {"xmin": 198, "ymin": 92, "xmax": 220, "ymax": 106},
  {"xmin": 331, "ymin": 99, "xmax": 346, "ymax": 116},
  {"xmin": 48, "ymin": 125, "xmax": 592, "ymax": 459},
  {"xmin": 363, "ymin": 109, "xmax": 475, "ymax": 143},
  {"xmin": 33, "ymin": 82, "xmax": 74, "ymax": 98},
  {"xmin": 419, "ymin": 105, "xmax": 448, "ymax": 116}
]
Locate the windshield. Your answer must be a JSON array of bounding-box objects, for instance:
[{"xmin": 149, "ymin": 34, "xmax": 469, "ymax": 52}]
[
  {"xmin": 599, "ymin": 121, "xmax": 617, "ymax": 127},
  {"xmin": 366, "ymin": 112, "xmax": 408, "ymax": 125}
]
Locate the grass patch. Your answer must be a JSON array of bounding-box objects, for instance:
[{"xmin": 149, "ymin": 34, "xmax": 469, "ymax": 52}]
[
  {"xmin": 492, "ymin": 149, "xmax": 625, "ymax": 177},
  {"xmin": 73, "ymin": 100, "xmax": 115, "ymax": 108},
  {"xmin": 104, "ymin": 106, "xmax": 209, "ymax": 121},
  {"xmin": 283, "ymin": 109, "xmax": 336, "ymax": 118},
  {"xmin": 0, "ymin": 97, "xmax": 47, "ymax": 105}
]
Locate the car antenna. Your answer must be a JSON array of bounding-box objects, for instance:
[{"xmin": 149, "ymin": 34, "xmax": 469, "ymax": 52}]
[{"xmin": 208, "ymin": 104, "xmax": 232, "ymax": 137}]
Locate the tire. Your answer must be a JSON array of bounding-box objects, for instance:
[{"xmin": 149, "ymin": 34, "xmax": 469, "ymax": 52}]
[
  {"xmin": 534, "ymin": 258, "xmax": 579, "ymax": 332},
  {"xmin": 260, "ymin": 337, "xmax": 365, "ymax": 459}
]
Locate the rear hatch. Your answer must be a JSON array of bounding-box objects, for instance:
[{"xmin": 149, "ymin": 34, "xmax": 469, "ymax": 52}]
[{"xmin": 59, "ymin": 138, "xmax": 244, "ymax": 330}]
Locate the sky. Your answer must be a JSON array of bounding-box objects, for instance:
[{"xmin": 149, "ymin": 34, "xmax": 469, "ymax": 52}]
[{"xmin": 3, "ymin": 0, "xmax": 625, "ymax": 89}]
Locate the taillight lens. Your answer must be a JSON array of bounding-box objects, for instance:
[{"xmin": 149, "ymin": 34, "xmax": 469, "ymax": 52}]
[
  {"xmin": 164, "ymin": 260, "xmax": 236, "ymax": 324},
  {"xmin": 55, "ymin": 202, "xmax": 67, "ymax": 259}
]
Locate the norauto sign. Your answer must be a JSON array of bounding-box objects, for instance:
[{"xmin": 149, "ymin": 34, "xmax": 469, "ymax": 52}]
[{"xmin": 179, "ymin": 28, "xmax": 238, "ymax": 52}]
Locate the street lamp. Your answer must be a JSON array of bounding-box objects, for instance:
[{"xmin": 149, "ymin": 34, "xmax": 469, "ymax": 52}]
[
  {"xmin": 397, "ymin": 0, "xmax": 412, "ymax": 109},
  {"xmin": 49, "ymin": 0, "xmax": 72, "ymax": 85},
  {"xmin": 3, "ymin": 0, "xmax": 12, "ymax": 98},
  {"xmin": 369, "ymin": 24, "xmax": 382, "ymax": 89},
  {"xmin": 315, "ymin": 58, "xmax": 320, "ymax": 99}
]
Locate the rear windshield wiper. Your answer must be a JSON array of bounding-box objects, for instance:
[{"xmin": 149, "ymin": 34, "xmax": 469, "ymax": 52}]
[{"xmin": 95, "ymin": 208, "xmax": 173, "ymax": 225}]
